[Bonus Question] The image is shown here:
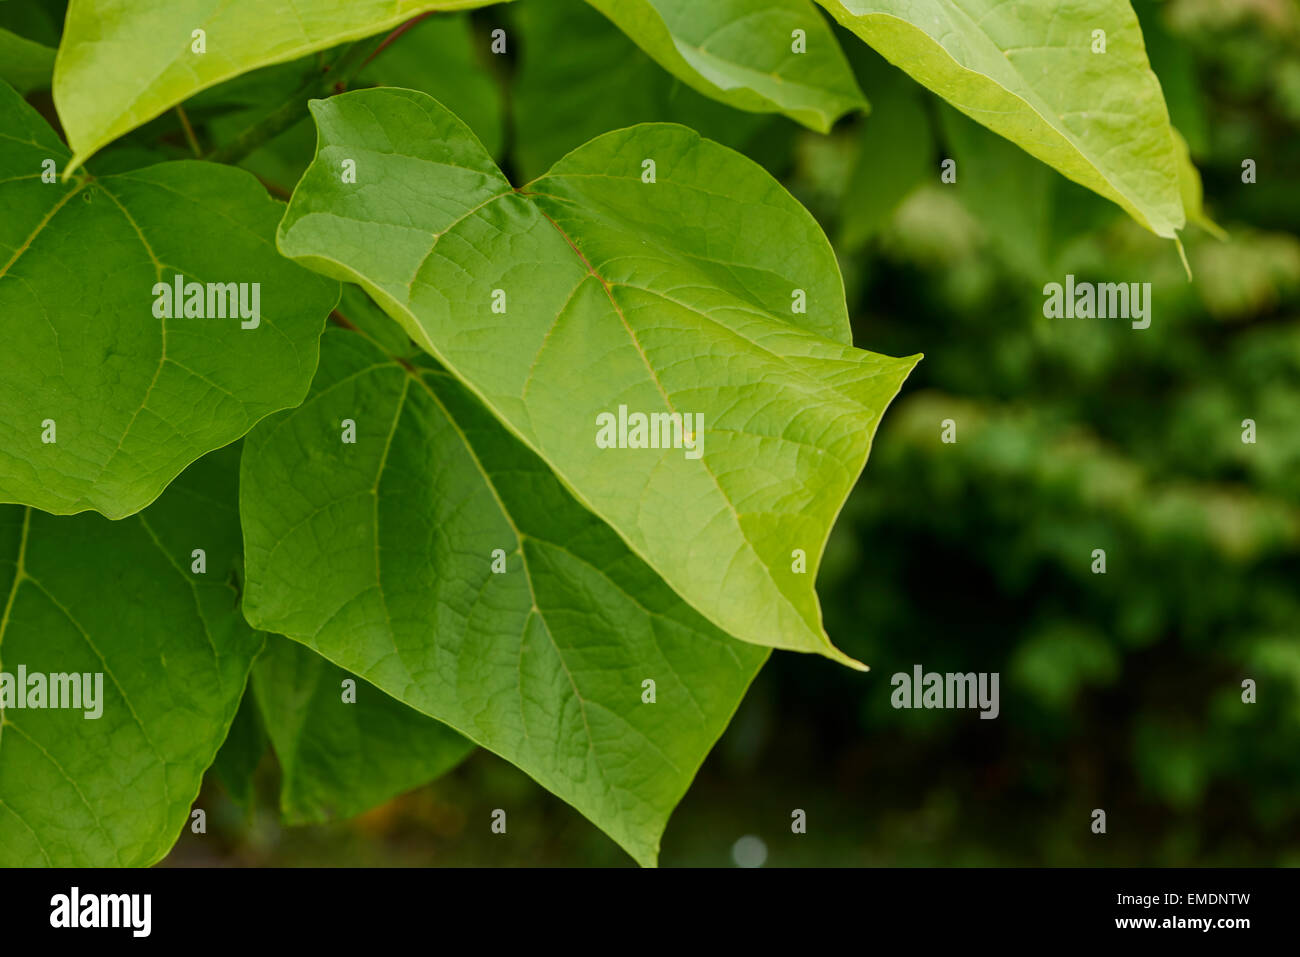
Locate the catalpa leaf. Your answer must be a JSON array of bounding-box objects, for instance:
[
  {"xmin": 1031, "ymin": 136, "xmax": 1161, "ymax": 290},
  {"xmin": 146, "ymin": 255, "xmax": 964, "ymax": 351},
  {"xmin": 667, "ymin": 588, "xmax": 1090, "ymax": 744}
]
[
  {"xmin": 0, "ymin": 28, "xmax": 55, "ymax": 94},
  {"xmin": 277, "ymin": 88, "xmax": 920, "ymax": 664},
  {"xmin": 209, "ymin": 683, "xmax": 267, "ymax": 813},
  {"xmin": 240, "ymin": 300, "xmax": 769, "ymax": 865},
  {"xmin": 0, "ymin": 80, "xmax": 337, "ymax": 519},
  {"xmin": 815, "ymin": 0, "xmax": 1187, "ymax": 238},
  {"xmin": 935, "ymin": 102, "xmax": 1115, "ymax": 277},
  {"xmin": 253, "ymin": 634, "xmax": 474, "ymax": 826},
  {"xmin": 1172, "ymin": 128, "xmax": 1224, "ymax": 240},
  {"xmin": 837, "ymin": 51, "xmax": 933, "ymax": 251},
  {"xmin": 584, "ymin": 0, "xmax": 867, "ymax": 133},
  {"xmin": 0, "ymin": 444, "xmax": 262, "ymax": 866},
  {"xmin": 515, "ymin": 0, "xmax": 775, "ymax": 180},
  {"xmin": 359, "ymin": 13, "xmax": 505, "ymax": 159},
  {"xmin": 53, "ymin": 0, "xmax": 509, "ymax": 170},
  {"xmin": 0, "ymin": 1, "xmax": 60, "ymax": 93}
]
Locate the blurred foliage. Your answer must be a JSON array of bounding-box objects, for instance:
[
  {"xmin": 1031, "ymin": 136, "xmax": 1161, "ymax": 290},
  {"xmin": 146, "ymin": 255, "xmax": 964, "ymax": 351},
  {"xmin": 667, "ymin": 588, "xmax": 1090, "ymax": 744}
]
[{"xmin": 166, "ymin": 0, "xmax": 1299, "ymax": 866}]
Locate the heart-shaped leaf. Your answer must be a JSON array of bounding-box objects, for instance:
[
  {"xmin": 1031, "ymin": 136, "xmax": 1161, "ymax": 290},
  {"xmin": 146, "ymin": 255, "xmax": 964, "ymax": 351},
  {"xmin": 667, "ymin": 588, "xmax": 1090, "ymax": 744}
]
[
  {"xmin": 240, "ymin": 298, "xmax": 769, "ymax": 865},
  {"xmin": 277, "ymin": 88, "xmax": 920, "ymax": 664},
  {"xmin": 0, "ymin": 444, "xmax": 262, "ymax": 866},
  {"xmin": 815, "ymin": 0, "xmax": 1186, "ymax": 237},
  {"xmin": 0, "ymin": 80, "xmax": 337, "ymax": 519}
]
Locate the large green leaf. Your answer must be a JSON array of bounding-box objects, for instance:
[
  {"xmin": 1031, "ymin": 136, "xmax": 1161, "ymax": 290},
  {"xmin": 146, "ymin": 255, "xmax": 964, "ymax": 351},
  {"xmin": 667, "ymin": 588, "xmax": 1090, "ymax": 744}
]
[
  {"xmin": 815, "ymin": 0, "xmax": 1186, "ymax": 238},
  {"xmin": 584, "ymin": 0, "xmax": 866, "ymax": 133},
  {"xmin": 0, "ymin": 80, "xmax": 337, "ymax": 519},
  {"xmin": 515, "ymin": 0, "xmax": 776, "ymax": 181},
  {"xmin": 253, "ymin": 634, "xmax": 474, "ymax": 825},
  {"xmin": 277, "ymin": 88, "xmax": 919, "ymax": 664},
  {"xmin": 0, "ymin": 444, "xmax": 262, "ymax": 866},
  {"xmin": 53, "ymin": 0, "xmax": 507, "ymax": 170},
  {"xmin": 240, "ymin": 298, "xmax": 769, "ymax": 865}
]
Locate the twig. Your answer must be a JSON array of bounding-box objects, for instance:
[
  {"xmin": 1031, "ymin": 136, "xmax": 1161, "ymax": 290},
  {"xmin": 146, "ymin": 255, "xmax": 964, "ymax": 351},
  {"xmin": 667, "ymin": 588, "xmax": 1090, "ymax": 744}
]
[
  {"xmin": 361, "ymin": 12, "xmax": 436, "ymax": 70},
  {"xmin": 175, "ymin": 105, "xmax": 202, "ymax": 157}
]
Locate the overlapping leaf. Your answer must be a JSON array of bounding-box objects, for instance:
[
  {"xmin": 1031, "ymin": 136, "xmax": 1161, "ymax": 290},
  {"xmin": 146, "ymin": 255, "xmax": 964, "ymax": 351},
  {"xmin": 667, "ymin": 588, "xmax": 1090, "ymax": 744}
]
[
  {"xmin": 202, "ymin": 13, "xmax": 506, "ymax": 196},
  {"xmin": 240, "ymin": 299, "xmax": 769, "ymax": 865},
  {"xmin": 936, "ymin": 103, "xmax": 1116, "ymax": 276},
  {"xmin": 515, "ymin": 0, "xmax": 779, "ymax": 181},
  {"xmin": 837, "ymin": 51, "xmax": 933, "ymax": 251},
  {"xmin": 360, "ymin": 13, "xmax": 505, "ymax": 159},
  {"xmin": 0, "ymin": 445, "xmax": 262, "ymax": 866},
  {"xmin": 277, "ymin": 88, "xmax": 920, "ymax": 663},
  {"xmin": 0, "ymin": 1, "xmax": 60, "ymax": 93},
  {"xmin": 0, "ymin": 29, "xmax": 55, "ymax": 93},
  {"xmin": 53, "ymin": 0, "xmax": 508, "ymax": 169},
  {"xmin": 584, "ymin": 0, "xmax": 866, "ymax": 133},
  {"xmin": 209, "ymin": 685, "xmax": 267, "ymax": 812},
  {"xmin": 0, "ymin": 80, "xmax": 337, "ymax": 519},
  {"xmin": 815, "ymin": 0, "xmax": 1186, "ymax": 237},
  {"xmin": 253, "ymin": 634, "xmax": 474, "ymax": 825}
]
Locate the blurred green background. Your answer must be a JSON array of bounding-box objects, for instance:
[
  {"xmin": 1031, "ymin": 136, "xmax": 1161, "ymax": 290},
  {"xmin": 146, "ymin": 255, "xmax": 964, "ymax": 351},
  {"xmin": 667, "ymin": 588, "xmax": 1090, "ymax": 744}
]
[{"xmin": 156, "ymin": 0, "xmax": 1299, "ymax": 866}]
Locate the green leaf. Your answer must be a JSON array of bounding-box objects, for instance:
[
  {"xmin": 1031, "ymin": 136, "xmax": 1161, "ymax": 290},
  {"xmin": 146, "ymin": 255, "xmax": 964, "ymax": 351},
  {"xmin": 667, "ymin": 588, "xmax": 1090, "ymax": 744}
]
[
  {"xmin": 0, "ymin": 1, "xmax": 65, "ymax": 47},
  {"xmin": 0, "ymin": 80, "xmax": 337, "ymax": 519},
  {"xmin": 53, "ymin": 0, "xmax": 509, "ymax": 170},
  {"xmin": 837, "ymin": 54, "xmax": 933, "ymax": 251},
  {"xmin": 0, "ymin": 28, "xmax": 55, "ymax": 94},
  {"xmin": 514, "ymin": 0, "xmax": 775, "ymax": 180},
  {"xmin": 359, "ymin": 14, "xmax": 505, "ymax": 158},
  {"xmin": 815, "ymin": 0, "xmax": 1187, "ymax": 237},
  {"xmin": 1134, "ymin": 0, "xmax": 1208, "ymax": 156},
  {"xmin": 214, "ymin": 14, "xmax": 506, "ymax": 194},
  {"xmin": 936, "ymin": 102, "xmax": 1116, "ymax": 276},
  {"xmin": 0, "ymin": 444, "xmax": 263, "ymax": 866},
  {"xmin": 209, "ymin": 682, "xmax": 268, "ymax": 812},
  {"xmin": 253, "ymin": 634, "xmax": 474, "ymax": 825},
  {"xmin": 0, "ymin": 1, "xmax": 62, "ymax": 93},
  {"xmin": 239, "ymin": 297, "xmax": 769, "ymax": 865},
  {"xmin": 1172, "ymin": 128, "xmax": 1224, "ymax": 241},
  {"xmin": 277, "ymin": 88, "xmax": 920, "ymax": 664},
  {"xmin": 584, "ymin": 0, "xmax": 867, "ymax": 132}
]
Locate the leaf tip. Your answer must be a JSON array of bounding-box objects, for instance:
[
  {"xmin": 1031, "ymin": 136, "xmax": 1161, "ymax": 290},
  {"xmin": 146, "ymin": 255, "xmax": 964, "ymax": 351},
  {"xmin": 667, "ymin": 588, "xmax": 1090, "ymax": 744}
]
[{"xmin": 827, "ymin": 645, "xmax": 869, "ymax": 672}]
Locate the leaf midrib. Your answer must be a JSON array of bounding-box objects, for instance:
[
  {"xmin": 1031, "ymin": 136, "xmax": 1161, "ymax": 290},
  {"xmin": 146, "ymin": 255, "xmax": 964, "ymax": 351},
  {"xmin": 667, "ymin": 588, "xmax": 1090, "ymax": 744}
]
[
  {"xmin": 520, "ymin": 195, "xmax": 825, "ymax": 650},
  {"xmin": 328, "ymin": 321, "xmax": 610, "ymax": 783}
]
